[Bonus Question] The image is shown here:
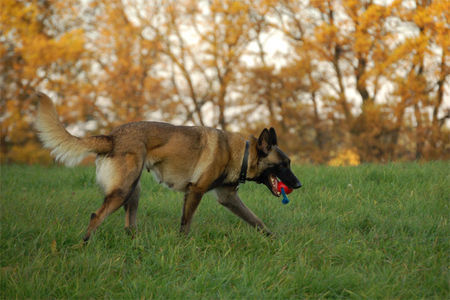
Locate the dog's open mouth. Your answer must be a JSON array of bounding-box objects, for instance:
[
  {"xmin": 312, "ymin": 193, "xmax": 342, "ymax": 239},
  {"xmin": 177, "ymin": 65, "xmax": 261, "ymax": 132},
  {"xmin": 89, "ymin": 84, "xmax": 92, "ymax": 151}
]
[
  {"xmin": 256, "ymin": 168, "xmax": 301, "ymax": 197},
  {"xmin": 269, "ymin": 174, "xmax": 281, "ymax": 197}
]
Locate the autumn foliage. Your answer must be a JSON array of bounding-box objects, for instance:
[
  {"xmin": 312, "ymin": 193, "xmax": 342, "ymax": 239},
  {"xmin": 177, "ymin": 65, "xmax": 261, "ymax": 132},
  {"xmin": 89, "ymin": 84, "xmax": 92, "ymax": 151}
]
[{"xmin": 1, "ymin": 0, "xmax": 448, "ymax": 164}]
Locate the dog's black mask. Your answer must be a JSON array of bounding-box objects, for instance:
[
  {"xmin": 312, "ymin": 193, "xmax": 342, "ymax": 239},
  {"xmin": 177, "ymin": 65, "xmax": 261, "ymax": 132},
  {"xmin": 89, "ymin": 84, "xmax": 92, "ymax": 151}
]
[
  {"xmin": 275, "ymin": 165, "xmax": 302, "ymax": 189},
  {"xmin": 251, "ymin": 128, "xmax": 302, "ymax": 197},
  {"xmin": 255, "ymin": 164, "xmax": 302, "ymax": 197}
]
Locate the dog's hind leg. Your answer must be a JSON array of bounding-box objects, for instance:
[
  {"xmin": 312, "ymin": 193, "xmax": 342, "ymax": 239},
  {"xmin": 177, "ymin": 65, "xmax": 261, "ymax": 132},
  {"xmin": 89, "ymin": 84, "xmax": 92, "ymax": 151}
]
[
  {"xmin": 84, "ymin": 154, "xmax": 144, "ymax": 242},
  {"xmin": 83, "ymin": 189, "xmax": 127, "ymax": 242},
  {"xmin": 124, "ymin": 182, "xmax": 140, "ymax": 238},
  {"xmin": 215, "ymin": 186, "xmax": 272, "ymax": 236}
]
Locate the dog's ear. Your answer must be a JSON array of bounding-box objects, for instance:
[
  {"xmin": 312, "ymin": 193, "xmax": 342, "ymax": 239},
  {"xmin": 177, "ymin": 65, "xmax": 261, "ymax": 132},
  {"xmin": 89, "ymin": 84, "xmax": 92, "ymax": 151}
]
[
  {"xmin": 257, "ymin": 128, "xmax": 272, "ymax": 155},
  {"xmin": 269, "ymin": 127, "xmax": 277, "ymax": 146}
]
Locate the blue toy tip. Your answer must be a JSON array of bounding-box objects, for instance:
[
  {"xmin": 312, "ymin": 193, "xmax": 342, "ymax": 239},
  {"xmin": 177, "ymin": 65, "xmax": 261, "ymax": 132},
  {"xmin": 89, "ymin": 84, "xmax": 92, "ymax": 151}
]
[{"xmin": 281, "ymin": 187, "xmax": 290, "ymax": 204}]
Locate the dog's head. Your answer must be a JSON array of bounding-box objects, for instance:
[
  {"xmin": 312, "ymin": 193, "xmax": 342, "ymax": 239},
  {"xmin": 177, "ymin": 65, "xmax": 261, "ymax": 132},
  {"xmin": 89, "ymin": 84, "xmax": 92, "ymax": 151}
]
[{"xmin": 250, "ymin": 128, "xmax": 302, "ymax": 196}]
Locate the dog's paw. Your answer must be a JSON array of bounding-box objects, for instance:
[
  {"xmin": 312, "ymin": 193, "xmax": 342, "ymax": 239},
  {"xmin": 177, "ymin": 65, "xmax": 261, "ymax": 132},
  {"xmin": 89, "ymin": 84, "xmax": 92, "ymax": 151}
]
[{"xmin": 124, "ymin": 226, "xmax": 137, "ymax": 239}]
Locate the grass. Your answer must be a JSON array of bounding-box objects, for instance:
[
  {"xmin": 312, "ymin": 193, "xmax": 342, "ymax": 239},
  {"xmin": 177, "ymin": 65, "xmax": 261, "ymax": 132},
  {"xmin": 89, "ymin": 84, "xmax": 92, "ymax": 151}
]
[{"xmin": 1, "ymin": 162, "xmax": 448, "ymax": 299}]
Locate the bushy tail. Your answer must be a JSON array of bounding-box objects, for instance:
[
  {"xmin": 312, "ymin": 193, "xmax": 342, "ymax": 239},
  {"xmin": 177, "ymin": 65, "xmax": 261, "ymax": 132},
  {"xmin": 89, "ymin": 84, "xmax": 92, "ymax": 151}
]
[{"xmin": 35, "ymin": 92, "xmax": 113, "ymax": 166}]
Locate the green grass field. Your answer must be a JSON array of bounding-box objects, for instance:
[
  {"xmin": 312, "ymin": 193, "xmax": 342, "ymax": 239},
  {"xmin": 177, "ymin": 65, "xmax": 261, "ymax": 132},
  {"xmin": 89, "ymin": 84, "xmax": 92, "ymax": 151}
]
[{"xmin": 1, "ymin": 162, "xmax": 448, "ymax": 298}]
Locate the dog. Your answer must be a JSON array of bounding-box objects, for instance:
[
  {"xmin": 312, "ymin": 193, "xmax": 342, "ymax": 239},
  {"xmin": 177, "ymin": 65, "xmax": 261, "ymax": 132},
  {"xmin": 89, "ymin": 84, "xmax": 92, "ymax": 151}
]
[{"xmin": 35, "ymin": 92, "xmax": 302, "ymax": 241}]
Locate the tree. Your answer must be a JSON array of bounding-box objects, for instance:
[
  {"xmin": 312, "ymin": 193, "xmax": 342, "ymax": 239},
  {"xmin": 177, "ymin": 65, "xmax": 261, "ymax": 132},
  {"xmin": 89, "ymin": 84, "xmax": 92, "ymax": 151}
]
[
  {"xmin": 1, "ymin": 0, "xmax": 86, "ymax": 163},
  {"xmin": 1, "ymin": 0, "xmax": 448, "ymax": 164},
  {"xmin": 391, "ymin": 0, "xmax": 449, "ymax": 159},
  {"xmin": 82, "ymin": 0, "xmax": 163, "ymax": 130},
  {"xmin": 268, "ymin": 0, "xmax": 449, "ymax": 162}
]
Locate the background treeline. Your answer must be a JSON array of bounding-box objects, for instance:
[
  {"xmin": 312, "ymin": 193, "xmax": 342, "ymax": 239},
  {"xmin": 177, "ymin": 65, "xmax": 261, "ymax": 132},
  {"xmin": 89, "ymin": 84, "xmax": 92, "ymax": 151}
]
[{"xmin": 1, "ymin": 0, "xmax": 448, "ymax": 164}]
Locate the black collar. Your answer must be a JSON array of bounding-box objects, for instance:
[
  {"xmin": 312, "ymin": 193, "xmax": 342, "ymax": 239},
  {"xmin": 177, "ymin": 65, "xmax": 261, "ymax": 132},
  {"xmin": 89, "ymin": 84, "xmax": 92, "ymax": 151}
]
[{"xmin": 239, "ymin": 141, "xmax": 250, "ymax": 183}]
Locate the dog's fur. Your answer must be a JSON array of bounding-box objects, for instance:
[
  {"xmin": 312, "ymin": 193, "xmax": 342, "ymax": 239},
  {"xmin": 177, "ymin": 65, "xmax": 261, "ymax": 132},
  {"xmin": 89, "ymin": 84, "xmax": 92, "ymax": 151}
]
[{"xmin": 35, "ymin": 92, "xmax": 301, "ymax": 241}]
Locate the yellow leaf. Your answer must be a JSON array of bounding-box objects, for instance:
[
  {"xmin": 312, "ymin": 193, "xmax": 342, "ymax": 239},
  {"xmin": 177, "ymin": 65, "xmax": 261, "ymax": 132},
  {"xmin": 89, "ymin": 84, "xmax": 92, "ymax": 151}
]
[{"xmin": 51, "ymin": 240, "xmax": 57, "ymax": 254}]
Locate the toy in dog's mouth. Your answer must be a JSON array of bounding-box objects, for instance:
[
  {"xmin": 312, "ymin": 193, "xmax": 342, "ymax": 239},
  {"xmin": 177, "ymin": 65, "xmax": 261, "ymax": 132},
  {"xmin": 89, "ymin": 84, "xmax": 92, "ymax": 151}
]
[
  {"xmin": 268, "ymin": 174, "xmax": 294, "ymax": 197},
  {"xmin": 254, "ymin": 168, "xmax": 301, "ymax": 197}
]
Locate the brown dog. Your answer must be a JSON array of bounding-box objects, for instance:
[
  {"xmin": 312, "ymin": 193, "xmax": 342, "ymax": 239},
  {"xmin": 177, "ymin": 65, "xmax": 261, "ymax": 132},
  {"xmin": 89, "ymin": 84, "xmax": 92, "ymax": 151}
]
[{"xmin": 35, "ymin": 92, "xmax": 302, "ymax": 241}]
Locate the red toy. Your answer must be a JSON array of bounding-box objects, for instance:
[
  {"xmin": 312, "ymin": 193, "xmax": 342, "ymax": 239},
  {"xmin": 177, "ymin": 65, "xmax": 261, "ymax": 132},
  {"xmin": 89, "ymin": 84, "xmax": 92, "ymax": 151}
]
[
  {"xmin": 277, "ymin": 181, "xmax": 293, "ymax": 204},
  {"xmin": 277, "ymin": 181, "xmax": 293, "ymax": 195}
]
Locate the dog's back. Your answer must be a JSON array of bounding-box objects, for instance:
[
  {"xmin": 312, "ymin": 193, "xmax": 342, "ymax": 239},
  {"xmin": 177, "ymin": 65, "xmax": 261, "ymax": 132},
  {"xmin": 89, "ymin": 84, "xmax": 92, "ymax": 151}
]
[{"xmin": 36, "ymin": 94, "xmax": 245, "ymax": 195}]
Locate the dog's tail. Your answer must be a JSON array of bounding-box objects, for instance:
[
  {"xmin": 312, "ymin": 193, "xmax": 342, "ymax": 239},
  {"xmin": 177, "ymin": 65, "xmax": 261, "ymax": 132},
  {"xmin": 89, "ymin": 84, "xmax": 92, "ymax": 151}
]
[{"xmin": 35, "ymin": 92, "xmax": 113, "ymax": 166}]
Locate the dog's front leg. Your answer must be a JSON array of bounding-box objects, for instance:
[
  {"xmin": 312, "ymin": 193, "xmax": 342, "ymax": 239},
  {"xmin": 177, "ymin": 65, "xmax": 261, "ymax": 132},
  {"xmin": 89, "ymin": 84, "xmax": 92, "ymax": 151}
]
[
  {"xmin": 215, "ymin": 186, "xmax": 272, "ymax": 236},
  {"xmin": 180, "ymin": 189, "xmax": 204, "ymax": 235}
]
